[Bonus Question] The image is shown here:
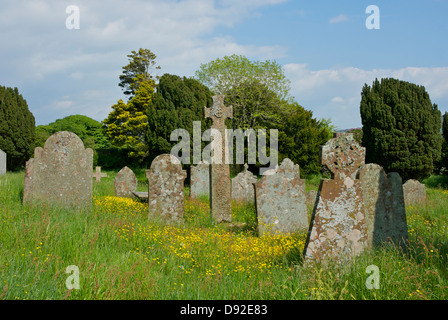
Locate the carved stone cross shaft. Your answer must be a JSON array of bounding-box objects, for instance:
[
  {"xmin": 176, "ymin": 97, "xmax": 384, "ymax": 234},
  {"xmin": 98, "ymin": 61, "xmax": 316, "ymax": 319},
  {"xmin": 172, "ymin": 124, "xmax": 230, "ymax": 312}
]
[{"xmin": 204, "ymin": 95, "xmax": 233, "ymax": 222}]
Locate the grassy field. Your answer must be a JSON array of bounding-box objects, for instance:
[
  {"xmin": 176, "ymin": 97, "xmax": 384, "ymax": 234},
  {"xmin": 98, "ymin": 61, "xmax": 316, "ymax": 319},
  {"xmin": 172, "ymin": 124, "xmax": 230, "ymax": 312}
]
[{"xmin": 0, "ymin": 170, "xmax": 447, "ymax": 300}]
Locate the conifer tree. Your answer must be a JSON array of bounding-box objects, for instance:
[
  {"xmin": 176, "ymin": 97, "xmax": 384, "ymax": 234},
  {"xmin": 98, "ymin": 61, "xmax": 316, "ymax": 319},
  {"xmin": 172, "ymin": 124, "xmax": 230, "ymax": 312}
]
[
  {"xmin": 360, "ymin": 78, "xmax": 442, "ymax": 180},
  {"xmin": 0, "ymin": 85, "xmax": 35, "ymax": 170}
]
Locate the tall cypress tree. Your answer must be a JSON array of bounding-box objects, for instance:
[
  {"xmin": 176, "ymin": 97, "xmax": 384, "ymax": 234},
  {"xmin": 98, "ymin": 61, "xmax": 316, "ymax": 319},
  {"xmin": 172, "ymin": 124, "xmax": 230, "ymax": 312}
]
[
  {"xmin": 360, "ymin": 78, "xmax": 442, "ymax": 181},
  {"xmin": 0, "ymin": 85, "xmax": 35, "ymax": 170}
]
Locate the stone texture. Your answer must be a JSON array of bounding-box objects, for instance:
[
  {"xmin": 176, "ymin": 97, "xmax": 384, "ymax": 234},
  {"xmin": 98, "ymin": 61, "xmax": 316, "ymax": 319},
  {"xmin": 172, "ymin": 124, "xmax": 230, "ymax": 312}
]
[
  {"xmin": 0, "ymin": 149, "xmax": 6, "ymax": 175},
  {"xmin": 403, "ymin": 179, "xmax": 426, "ymax": 206},
  {"xmin": 204, "ymin": 95, "xmax": 233, "ymax": 222},
  {"xmin": 359, "ymin": 163, "xmax": 408, "ymax": 249},
  {"xmin": 114, "ymin": 166, "xmax": 138, "ymax": 198},
  {"xmin": 306, "ymin": 190, "xmax": 317, "ymax": 207},
  {"xmin": 93, "ymin": 166, "xmax": 107, "ymax": 182},
  {"xmin": 304, "ymin": 133, "xmax": 368, "ymax": 265},
  {"xmin": 190, "ymin": 161, "xmax": 210, "ymax": 198},
  {"xmin": 146, "ymin": 154, "xmax": 187, "ymax": 224},
  {"xmin": 254, "ymin": 158, "xmax": 307, "ymax": 235},
  {"xmin": 23, "ymin": 131, "xmax": 93, "ymax": 209},
  {"xmin": 231, "ymin": 164, "xmax": 257, "ymax": 203}
]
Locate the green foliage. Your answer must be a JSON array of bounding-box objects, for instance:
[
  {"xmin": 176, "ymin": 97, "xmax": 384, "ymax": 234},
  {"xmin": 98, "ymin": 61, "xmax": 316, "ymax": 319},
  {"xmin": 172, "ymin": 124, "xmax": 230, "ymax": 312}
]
[
  {"xmin": 145, "ymin": 73, "xmax": 213, "ymax": 163},
  {"xmin": 0, "ymin": 85, "xmax": 35, "ymax": 171},
  {"xmin": 195, "ymin": 54, "xmax": 292, "ymax": 101},
  {"xmin": 195, "ymin": 55, "xmax": 333, "ymax": 175},
  {"xmin": 346, "ymin": 128, "xmax": 363, "ymax": 146},
  {"xmin": 119, "ymin": 48, "xmax": 160, "ymax": 97},
  {"xmin": 435, "ymin": 112, "xmax": 448, "ymax": 174},
  {"xmin": 104, "ymin": 49, "xmax": 158, "ymax": 162},
  {"xmin": 277, "ymin": 102, "xmax": 333, "ymax": 175},
  {"xmin": 360, "ymin": 78, "xmax": 442, "ymax": 181},
  {"xmin": 35, "ymin": 114, "xmax": 111, "ymax": 150}
]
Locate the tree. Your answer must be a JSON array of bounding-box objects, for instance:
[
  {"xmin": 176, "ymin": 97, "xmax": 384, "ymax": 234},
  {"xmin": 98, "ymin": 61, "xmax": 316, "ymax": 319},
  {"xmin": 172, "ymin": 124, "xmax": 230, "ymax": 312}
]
[
  {"xmin": 35, "ymin": 115, "xmax": 111, "ymax": 150},
  {"xmin": 277, "ymin": 102, "xmax": 333, "ymax": 175},
  {"xmin": 0, "ymin": 85, "xmax": 35, "ymax": 170},
  {"xmin": 104, "ymin": 49, "xmax": 158, "ymax": 162},
  {"xmin": 360, "ymin": 78, "xmax": 442, "ymax": 181},
  {"xmin": 145, "ymin": 74, "xmax": 213, "ymax": 163},
  {"xmin": 119, "ymin": 48, "xmax": 160, "ymax": 97},
  {"xmin": 103, "ymin": 81, "xmax": 154, "ymax": 160},
  {"xmin": 195, "ymin": 54, "xmax": 291, "ymax": 102},
  {"xmin": 435, "ymin": 112, "xmax": 448, "ymax": 174}
]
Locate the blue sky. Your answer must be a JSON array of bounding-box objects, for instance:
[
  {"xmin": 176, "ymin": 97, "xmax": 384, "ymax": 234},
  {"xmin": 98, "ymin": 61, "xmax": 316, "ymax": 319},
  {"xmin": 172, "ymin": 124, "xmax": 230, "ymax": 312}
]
[{"xmin": 1, "ymin": 0, "xmax": 447, "ymax": 129}]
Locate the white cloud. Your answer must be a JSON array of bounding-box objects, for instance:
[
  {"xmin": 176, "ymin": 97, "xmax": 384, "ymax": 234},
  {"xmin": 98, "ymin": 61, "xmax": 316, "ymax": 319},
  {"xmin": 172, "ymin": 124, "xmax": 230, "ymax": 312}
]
[
  {"xmin": 284, "ymin": 64, "xmax": 448, "ymax": 129},
  {"xmin": 329, "ymin": 14, "xmax": 348, "ymax": 24}
]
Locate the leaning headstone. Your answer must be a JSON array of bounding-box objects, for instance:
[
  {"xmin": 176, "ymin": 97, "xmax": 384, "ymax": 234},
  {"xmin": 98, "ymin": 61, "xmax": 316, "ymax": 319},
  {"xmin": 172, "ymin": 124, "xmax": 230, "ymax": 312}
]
[
  {"xmin": 254, "ymin": 158, "xmax": 307, "ymax": 235},
  {"xmin": 359, "ymin": 163, "xmax": 408, "ymax": 249},
  {"xmin": 114, "ymin": 166, "xmax": 138, "ymax": 198},
  {"xmin": 146, "ymin": 154, "xmax": 187, "ymax": 224},
  {"xmin": 231, "ymin": 164, "xmax": 257, "ymax": 203},
  {"xmin": 0, "ymin": 149, "xmax": 6, "ymax": 175},
  {"xmin": 190, "ymin": 161, "xmax": 210, "ymax": 198},
  {"xmin": 204, "ymin": 95, "xmax": 233, "ymax": 222},
  {"xmin": 303, "ymin": 133, "xmax": 368, "ymax": 265},
  {"xmin": 23, "ymin": 131, "xmax": 93, "ymax": 209},
  {"xmin": 403, "ymin": 179, "xmax": 426, "ymax": 206},
  {"xmin": 92, "ymin": 166, "xmax": 107, "ymax": 182}
]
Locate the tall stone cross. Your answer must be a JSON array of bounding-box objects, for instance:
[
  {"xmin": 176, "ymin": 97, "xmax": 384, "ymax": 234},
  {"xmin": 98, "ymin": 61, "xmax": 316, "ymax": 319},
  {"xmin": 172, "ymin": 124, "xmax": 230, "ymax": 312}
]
[{"xmin": 204, "ymin": 95, "xmax": 233, "ymax": 222}]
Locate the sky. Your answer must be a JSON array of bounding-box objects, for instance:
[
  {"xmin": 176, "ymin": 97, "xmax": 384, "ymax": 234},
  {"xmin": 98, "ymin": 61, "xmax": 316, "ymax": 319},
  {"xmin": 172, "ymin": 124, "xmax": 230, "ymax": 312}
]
[{"xmin": 1, "ymin": 0, "xmax": 447, "ymax": 130}]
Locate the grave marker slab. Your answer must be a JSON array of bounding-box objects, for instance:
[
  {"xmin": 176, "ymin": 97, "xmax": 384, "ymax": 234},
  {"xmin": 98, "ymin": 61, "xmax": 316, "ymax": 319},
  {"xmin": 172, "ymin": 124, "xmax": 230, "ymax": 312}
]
[
  {"xmin": 190, "ymin": 161, "xmax": 210, "ymax": 198},
  {"xmin": 146, "ymin": 154, "xmax": 187, "ymax": 224},
  {"xmin": 23, "ymin": 131, "xmax": 93, "ymax": 209},
  {"xmin": 231, "ymin": 164, "xmax": 257, "ymax": 203},
  {"xmin": 254, "ymin": 158, "xmax": 307, "ymax": 235},
  {"xmin": 0, "ymin": 149, "xmax": 6, "ymax": 175},
  {"xmin": 359, "ymin": 163, "xmax": 408, "ymax": 249},
  {"xmin": 304, "ymin": 133, "xmax": 368, "ymax": 265},
  {"xmin": 403, "ymin": 179, "xmax": 426, "ymax": 206},
  {"xmin": 114, "ymin": 166, "xmax": 138, "ymax": 198}
]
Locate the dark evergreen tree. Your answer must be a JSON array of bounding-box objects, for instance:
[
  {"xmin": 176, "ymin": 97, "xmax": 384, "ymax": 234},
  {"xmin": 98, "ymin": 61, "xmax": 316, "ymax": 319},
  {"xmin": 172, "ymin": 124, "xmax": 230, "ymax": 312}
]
[
  {"xmin": 145, "ymin": 74, "xmax": 213, "ymax": 163},
  {"xmin": 0, "ymin": 85, "xmax": 35, "ymax": 171},
  {"xmin": 360, "ymin": 78, "xmax": 442, "ymax": 181}
]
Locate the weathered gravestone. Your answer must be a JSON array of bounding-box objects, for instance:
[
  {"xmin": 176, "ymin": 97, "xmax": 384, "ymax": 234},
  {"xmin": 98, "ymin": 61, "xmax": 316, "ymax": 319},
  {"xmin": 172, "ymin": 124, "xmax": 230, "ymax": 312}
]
[
  {"xmin": 403, "ymin": 179, "xmax": 426, "ymax": 206},
  {"xmin": 92, "ymin": 166, "xmax": 107, "ymax": 182},
  {"xmin": 359, "ymin": 163, "xmax": 408, "ymax": 249},
  {"xmin": 23, "ymin": 131, "xmax": 93, "ymax": 209},
  {"xmin": 190, "ymin": 161, "xmax": 210, "ymax": 198},
  {"xmin": 254, "ymin": 158, "xmax": 307, "ymax": 235},
  {"xmin": 204, "ymin": 95, "xmax": 233, "ymax": 222},
  {"xmin": 146, "ymin": 154, "xmax": 187, "ymax": 224},
  {"xmin": 303, "ymin": 133, "xmax": 368, "ymax": 265},
  {"xmin": 0, "ymin": 149, "xmax": 6, "ymax": 175},
  {"xmin": 114, "ymin": 166, "xmax": 138, "ymax": 198},
  {"xmin": 231, "ymin": 164, "xmax": 257, "ymax": 203}
]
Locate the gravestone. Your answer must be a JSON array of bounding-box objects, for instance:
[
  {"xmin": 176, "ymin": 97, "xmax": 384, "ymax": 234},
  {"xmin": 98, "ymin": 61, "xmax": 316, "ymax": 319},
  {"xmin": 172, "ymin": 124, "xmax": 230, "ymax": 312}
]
[
  {"xmin": 190, "ymin": 161, "xmax": 210, "ymax": 198},
  {"xmin": 303, "ymin": 133, "xmax": 368, "ymax": 265},
  {"xmin": 23, "ymin": 131, "xmax": 93, "ymax": 209},
  {"xmin": 92, "ymin": 166, "xmax": 107, "ymax": 182},
  {"xmin": 0, "ymin": 149, "xmax": 6, "ymax": 175},
  {"xmin": 114, "ymin": 166, "xmax": 138, "ymax": 198},
  {"xmin": 403, "ymin": 179, "xmax": 426, "ymax": 206},
  {"xmin": 146, "ymin": 154, "xmax": 187, "ymax": 224},
  {"xmin": 254, "ymin": 158, "xmax": 307, "ymax": 235},
  {"xmin": 204, "ymin": 95, "xmax": 233, "ymax": 222},
  {"xmin": 359, "ymin": 163, "xmax": 408, "ymax": 249},
  {"xmin": 231, "ymin": 164, "xmax": 257, "ymax": 203}
]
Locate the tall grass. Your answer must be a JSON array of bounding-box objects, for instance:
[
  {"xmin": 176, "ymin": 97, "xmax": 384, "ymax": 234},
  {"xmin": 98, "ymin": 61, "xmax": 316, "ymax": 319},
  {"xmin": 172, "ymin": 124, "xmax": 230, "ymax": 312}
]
[{"xmin": 0, "ymin": 171, "xmax": 447, "ymax": 300}]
